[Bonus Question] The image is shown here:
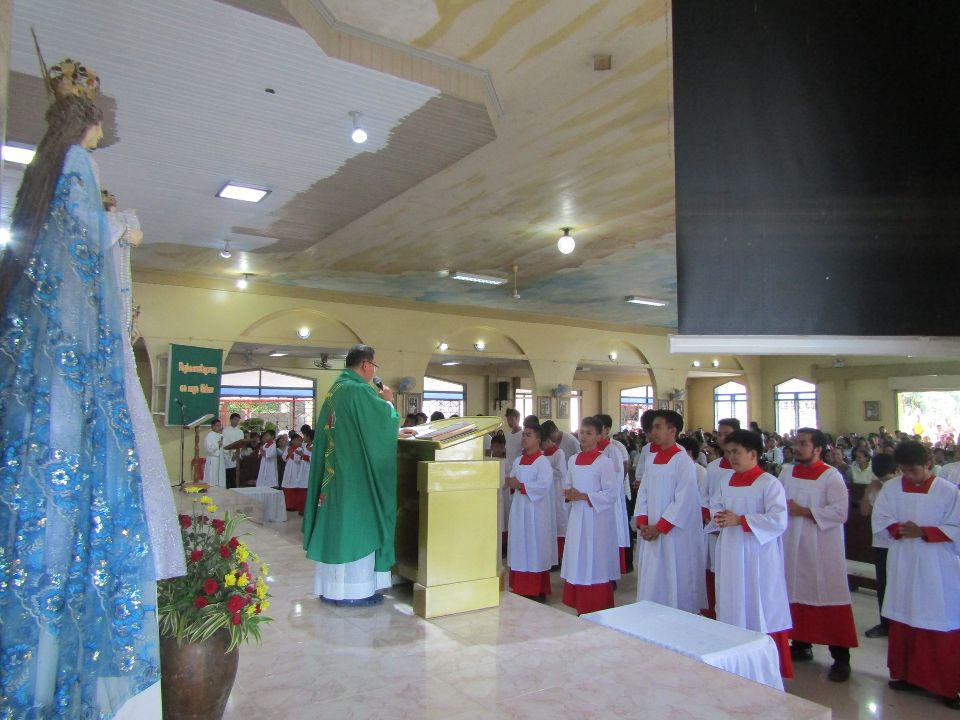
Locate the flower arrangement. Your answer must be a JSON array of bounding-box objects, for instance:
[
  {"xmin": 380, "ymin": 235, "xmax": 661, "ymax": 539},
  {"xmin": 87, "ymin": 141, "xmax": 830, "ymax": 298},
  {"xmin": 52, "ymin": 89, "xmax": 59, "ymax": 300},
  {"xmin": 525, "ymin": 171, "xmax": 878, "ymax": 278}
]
[{"xmin": 158, "ymin": 488, "xmax": 272, "ymax": 651}]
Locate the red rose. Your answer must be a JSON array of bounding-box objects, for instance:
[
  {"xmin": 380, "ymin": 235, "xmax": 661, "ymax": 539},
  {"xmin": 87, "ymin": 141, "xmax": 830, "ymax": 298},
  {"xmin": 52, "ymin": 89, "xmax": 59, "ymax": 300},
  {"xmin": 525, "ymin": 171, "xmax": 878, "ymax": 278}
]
[
  {"xmin": 178, "ymin": 514, "xmax": 192, "ymax": 529},
  {"xmin": 228, "ymin": 537, "xmax": 239, "ymax": 549},
  {"xmin": 245, "ymin": 584, "xmax": 256, "ymax": 595},
  {"xmin": 227, "ymin": 595, "xmax": 245, "ymax": 613},
  {"xmin": 211, "ymin": 519, "xmax": 226, "ymax": 534},
  {"xmin": 190, "ymin": 549, "xmax": 203, "ymax": 563},
  {"xmin": 219, "ymin": 546, "xmax": 230, "ymax": 558},
  {"xmin": 231, "ymin": 612, "xmax": 242, "ymax": 625},
  {"xmin": 203, "ymin": 578, "xmax": 218, "ymax": 595},
  {"xmin": 254, "ymin": 604, "xmax": 262, "ymax": 615},
  {"xmin": 194, "ymin": 596, "xmax": 209, "ymax": 609},
  {"xmin": 241, "ymin": 562, "xmax": 250, "ymax": 574}
]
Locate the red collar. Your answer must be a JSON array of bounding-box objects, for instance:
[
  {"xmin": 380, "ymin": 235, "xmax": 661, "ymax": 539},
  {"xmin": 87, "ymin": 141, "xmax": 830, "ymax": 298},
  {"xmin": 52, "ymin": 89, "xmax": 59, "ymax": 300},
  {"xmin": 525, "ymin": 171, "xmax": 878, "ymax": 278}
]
[
  {"xmin": 902, "ymin": 476, "xmax": 936, "ymax": 494},
  {"xmin": 649, "ymin": 443, "xmax": 662, "ymax": 453},
  {"xmin": 653, "ymin": 444, "xmax": 683, "ymax": 465},
  {"xmin": 729, "ymin": 466, "xmax": 765, "ymax": 487},
  {"xmin": 544, "ymin": 446, "xmax": 559, "ymax": 457},
  {"xmin": 597, "ymin": 438, "xmax": 611, "ymax": 451},
  {"xmin": 520, "ymin": 450, "xmax": 543, "ymax": 465},
  {"xmin": 719, "ymin": 457, "xmax": 732, "ymax": 469},
  {"xmin": 792, "ymin": 461, "xmax": 829, "ymax": 480},
  {"xmin": 576, "ymin": 449, "xmax": 603, "ymax": 466}
]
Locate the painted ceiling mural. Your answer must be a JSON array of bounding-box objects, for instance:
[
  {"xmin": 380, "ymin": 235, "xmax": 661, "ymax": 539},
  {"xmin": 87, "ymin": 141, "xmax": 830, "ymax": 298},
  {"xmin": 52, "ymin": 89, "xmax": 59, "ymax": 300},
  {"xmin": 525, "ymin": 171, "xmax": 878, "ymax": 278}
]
[{"xmin": 4, "ymin": 0, "xmax": 677, "ymax": 328}]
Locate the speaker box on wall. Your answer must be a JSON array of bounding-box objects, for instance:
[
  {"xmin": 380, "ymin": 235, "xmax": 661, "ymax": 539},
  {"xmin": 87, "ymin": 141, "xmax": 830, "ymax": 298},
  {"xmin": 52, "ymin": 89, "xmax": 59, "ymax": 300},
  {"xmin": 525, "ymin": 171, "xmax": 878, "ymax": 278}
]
[{"xmin": 497, "ymin": 381, "xmax": 510, "ymax": 402}]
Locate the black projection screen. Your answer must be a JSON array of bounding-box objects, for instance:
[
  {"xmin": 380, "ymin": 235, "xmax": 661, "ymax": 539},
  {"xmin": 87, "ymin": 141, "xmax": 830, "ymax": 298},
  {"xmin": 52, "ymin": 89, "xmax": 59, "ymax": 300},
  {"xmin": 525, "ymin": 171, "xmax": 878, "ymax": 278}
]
[{"xmin": 673, "ymin": 1, "xmax": 960, "ymax": 336}]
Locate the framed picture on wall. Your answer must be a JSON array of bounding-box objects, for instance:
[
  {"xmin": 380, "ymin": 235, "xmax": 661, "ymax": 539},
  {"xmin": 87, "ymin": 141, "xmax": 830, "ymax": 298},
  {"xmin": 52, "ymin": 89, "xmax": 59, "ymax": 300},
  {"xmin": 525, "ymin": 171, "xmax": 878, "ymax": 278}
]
[
  {"xmin": 864, "ymin": 400, "xmax": 880, "ymax": 421},
  {"xmin": 406, "ymin": 393, "xmax": 421, "ymax": 415},
  {"xmin": 557, "ymin": 398, "xmax": 570, "ymax": 419},
  {"xmin": 657, "ymin": 399, "xmax": 671, "ymax": 410},
  {"xmin": 674, "ymin": 400, "xmax": 684, "ymax": 417},
  {"xmin": 538, "ymin": 396, "xmax": 552, "ymax": 419}
]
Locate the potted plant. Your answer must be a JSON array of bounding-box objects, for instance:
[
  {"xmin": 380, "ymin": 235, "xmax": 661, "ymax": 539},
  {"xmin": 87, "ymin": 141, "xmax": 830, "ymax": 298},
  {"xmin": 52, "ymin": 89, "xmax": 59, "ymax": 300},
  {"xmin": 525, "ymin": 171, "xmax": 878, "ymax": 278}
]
[{"xmin": 157, "ymin": 488, "xmax": 272, "ymax": 719}]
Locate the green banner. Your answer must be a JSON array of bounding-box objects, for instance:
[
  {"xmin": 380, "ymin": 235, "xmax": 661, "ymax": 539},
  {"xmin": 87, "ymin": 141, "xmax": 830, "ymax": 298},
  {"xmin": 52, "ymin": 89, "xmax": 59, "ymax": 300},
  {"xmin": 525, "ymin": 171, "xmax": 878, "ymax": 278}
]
[{"xmin": 166, "ymin": 344, "xmax": 223, "ymax": 426}]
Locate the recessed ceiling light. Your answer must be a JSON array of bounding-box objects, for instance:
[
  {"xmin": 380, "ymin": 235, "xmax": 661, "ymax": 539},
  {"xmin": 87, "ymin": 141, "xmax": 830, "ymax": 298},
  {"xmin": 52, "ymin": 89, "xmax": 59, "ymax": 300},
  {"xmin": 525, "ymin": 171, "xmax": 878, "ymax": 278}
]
[
  {"xmin": 451, "ymin": 271, "xmax": 507, "ymax": 286},
  {"xmin": 2, "ymin": 144, "xmax": 35, "ymax": 165},
  {"xmin": 474, "ymin": 341, "xmax": 486, "ymax": 351},
  {"xmin": 236, "ymin": 274, "xmax": 250, "ymax": 289},
  {"xmin": 711, "ymin": 359, "xmax": 720, "ymax": 367},
  {"xmin": 608, "ymin": 351, "xmax": 618, "ymax": 361},
  {"xmin": 296, "ymin": 327, "xmax": 311, "ymax": 340},
  {"xmin": 557, "ymin": 227, "xmax": 575, "ymax": 255},
  {"xmin": 441, "ymin": 361, "xmax": 460, "ymax": 366},
  {"xmin": 691, "ymin": 360, "xmax": 701, "ymax": 368},
  {"xmin": 217, "ymin": 183, "xmax": 269, "ymax": 203},
  {"xmin": 438, "ymin": 342, "xmax": 448, "ymax": 351},
  {"xmin": 220, "ymin": 240, "xmax": 232, "ymax": 259},
  {"xmin": 625, "ymin": 295, "xmax": 667, "ymax": 307},
  {"xmin": 268, "ymin": 352, "xmax": 288, "ymax": 357}
]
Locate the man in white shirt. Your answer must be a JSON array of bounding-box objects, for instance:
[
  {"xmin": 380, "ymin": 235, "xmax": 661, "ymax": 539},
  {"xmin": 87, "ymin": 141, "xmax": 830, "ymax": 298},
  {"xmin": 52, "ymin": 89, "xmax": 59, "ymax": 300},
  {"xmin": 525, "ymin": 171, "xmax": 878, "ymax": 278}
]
[
  {"xmin": 222, "ymin": 412, "xmax": 245, "ymax": 488},
  {"xmin": 203, "ymin": 419, "xmax": 226, "ymax": 488},
  {"xmin": 504, "ymin": 408, "xmax": 523, "ymax": 469},
  {"xmin": 548, "ymin": 422, "xmax": 581, "ymax": 460}
]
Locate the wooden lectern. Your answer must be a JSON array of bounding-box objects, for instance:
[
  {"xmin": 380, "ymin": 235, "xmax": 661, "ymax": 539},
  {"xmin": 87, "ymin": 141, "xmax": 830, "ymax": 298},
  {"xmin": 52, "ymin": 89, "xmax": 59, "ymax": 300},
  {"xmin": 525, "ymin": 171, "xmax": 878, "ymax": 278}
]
[{"xmin": 396, "ymin": 416, "xmax": 502, "ymax": 618}]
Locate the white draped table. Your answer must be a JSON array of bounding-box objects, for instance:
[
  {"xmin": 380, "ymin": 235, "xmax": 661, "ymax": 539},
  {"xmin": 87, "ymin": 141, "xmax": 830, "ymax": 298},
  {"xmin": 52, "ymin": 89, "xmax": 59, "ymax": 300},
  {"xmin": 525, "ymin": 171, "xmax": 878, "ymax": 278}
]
[
  {"xmin": 582, "ymin": 600, "xmax": 784, "ymax": 691},
  {"xmin": 229, "ymin": 487, "xmax": 288, "ymax": 523}
]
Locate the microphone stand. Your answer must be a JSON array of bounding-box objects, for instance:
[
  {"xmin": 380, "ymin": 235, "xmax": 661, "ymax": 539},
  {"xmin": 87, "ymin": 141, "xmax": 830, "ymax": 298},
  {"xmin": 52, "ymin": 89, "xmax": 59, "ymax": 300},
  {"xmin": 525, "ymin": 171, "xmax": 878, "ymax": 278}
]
[{"xmin": 176, "ymin": 399, "xmax": 186, "ymax": 487}]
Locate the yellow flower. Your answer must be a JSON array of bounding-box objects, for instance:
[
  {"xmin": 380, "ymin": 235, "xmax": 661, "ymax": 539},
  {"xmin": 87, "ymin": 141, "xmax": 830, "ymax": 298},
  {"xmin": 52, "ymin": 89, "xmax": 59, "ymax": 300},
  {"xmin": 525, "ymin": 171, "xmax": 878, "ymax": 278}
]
[
  {"xmin": 261, "ymin": 600, "xmax": 270, "ymax": 610},
  {"xmin": 185, "ymin": 486, "xmax": 202, "ymax": 494},
  {"xmin": 256, "ymin": 584, "xmax": 267, "ymax": 600},
  {"xmin": 260, "ymin": 564, "xmax": 269, "ymax": 576},
  {"xmin": 224, "ymin": 572, "xmax": 237, "ymax": 587},
  {"xmin": 237, "ymin": 573, "xmax": 249, "ymax": 586},
  {"xmin": 207, "ymin": 505, "xmax": 218, "ymax": 513},
  {"xmin": 235, "ymin": 546, "xmax": 249, "ymax": 562},
  {"xmin": 245, "ymin": 604, "xmax": 257, "ymax": 617},
  {"xmin": 200, "ymin": 496, "xmax": 212, "ymax": 505},
  {"xmin": 252, "ymin": 554, "xmax": 260, "ymax": 563}
]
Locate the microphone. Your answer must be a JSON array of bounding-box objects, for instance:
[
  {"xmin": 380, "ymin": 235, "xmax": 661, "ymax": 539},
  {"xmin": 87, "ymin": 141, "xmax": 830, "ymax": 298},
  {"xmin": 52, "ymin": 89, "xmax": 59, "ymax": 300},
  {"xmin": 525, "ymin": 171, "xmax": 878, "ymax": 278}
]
[
  {"xmin": 175, "ymin": 397, "xmax": 184, "ymax": 406},
  {"xmin": 373, "ymin": 376, "xmax": 384, "ymax": 391}
]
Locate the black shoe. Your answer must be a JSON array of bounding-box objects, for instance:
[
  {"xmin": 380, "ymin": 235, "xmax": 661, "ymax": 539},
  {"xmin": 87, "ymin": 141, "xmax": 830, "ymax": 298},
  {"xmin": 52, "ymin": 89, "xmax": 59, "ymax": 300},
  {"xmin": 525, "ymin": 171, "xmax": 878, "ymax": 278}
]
[
  {"xmin": 790, "ymin": 645, "xmax": 814, "ymax": 662},
  {"xmin": 865, "ymin": 624, "xmax": 888, "ymax": 639},
  {"xmin": 888, "ymin": 679, "xmax": 921, "ymax": 692},
  {"xmin": 944, "ymin": 695, "xmax": 960, "ymax": 710},
  {"xmin": 828, "ymin": 662, "xmax": 851, "ymax": 682}
]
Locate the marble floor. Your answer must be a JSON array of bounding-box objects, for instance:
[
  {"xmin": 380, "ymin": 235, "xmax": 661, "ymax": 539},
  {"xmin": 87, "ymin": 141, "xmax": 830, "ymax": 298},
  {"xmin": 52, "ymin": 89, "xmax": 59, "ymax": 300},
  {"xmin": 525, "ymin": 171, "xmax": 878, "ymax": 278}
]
[{"xmin": 213, "ymin": 506, "xmax": 954, "ymax": 720}]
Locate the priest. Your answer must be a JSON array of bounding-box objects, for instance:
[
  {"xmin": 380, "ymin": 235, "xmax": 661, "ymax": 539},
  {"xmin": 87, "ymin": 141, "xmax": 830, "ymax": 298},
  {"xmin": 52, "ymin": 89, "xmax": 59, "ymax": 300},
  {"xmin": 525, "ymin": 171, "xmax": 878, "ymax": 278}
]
[
  {"xmin": 303, "ymin": 344, "xmax": 408, "ymax": 606},
  {"xmin": 873, "ymin": 441, "xmax": 960, "ymax": 710},
  {"xmin": 780, "ymin": 427, "xmax": 857, "ymax": 682},
  {"xmin": 506, "ymin": 424, "xmax": 557, "ymax": 599},
  {"xmin": 711, "ymin": 429, "xmax": 793, "ymax": 679},
  {"xmin": 634, "ymin": 410, "xmax": 706, "ymax": 614},
  {"xmin": 561, "ymin": 416, "xmax": 621, "ymax": 614}
]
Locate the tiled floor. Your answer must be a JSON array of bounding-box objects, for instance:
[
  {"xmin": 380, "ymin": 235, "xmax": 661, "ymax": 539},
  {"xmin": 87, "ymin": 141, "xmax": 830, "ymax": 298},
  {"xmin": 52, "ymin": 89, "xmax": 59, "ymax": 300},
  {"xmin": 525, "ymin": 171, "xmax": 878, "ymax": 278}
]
[{"xmin": 214, "ymin": 505, "xmax": 955, "ymax": 720}]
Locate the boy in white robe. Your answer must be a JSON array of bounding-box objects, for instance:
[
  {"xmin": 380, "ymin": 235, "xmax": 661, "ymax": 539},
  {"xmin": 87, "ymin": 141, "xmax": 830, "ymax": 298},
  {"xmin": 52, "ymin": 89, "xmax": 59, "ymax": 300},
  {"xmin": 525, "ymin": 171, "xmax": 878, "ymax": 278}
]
[
  {"xmin": 873, "ymin": 440, "xmax": 960, "ymax": 709},
  {"xmin": 597, "ymin": 414, "xmax": 631, "ymax": 574},
  {"xmin": 506, "ymin": 424, "xmax": 557, "ymax": 599},
  {"xmin": 701, "ymin": 418, "xmax": 739, "ymax": 618},
  {"xmin": 780, "ymin": 427, "xmax": 857, "ymax": 682},
  {"xmin": 859, "ymin": 452, "xmax": 898, "ymax": 639},
  {"xmin": 634, "ymin": 410, "xmax": 706, "ymax": 614},
  {"xmin": 255, "ymin": 429, "xmax": 278, "ymax": 488},
  {"xmin": 203, "ymin": 419, "xmax": 226, "ymax": 487},
  {"xmin": 281, "ymin": 431, "xmax": 306, "ymax": 512},
  {"xmin": 711, "ymin": 429, "xmax": 793, "ymax": 679},
  {"xmin": 541, "ymin": 421, "xmax": 568, "ymax": 561},
  {"xmin": 561, "ymin": 416, "xmax": 620, "ymax": 614}
]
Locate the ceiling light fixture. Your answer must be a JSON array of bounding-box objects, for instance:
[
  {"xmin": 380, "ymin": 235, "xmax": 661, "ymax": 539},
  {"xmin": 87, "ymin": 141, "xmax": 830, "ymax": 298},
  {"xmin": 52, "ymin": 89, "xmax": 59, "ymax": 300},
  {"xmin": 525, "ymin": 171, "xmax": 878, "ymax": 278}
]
[
  {"xmin": 2, "ymin": 144, "xmax": 35, "ymax": 165},
  {"xmin": 450, "ymin": 271, "xmax": 507, "ymax": 286},
  {"xmin": 711, "ymin": 359, "xmax": 720, "ymax": 368},
  {"xmin": 0, "ymin": 228, "xmax": 9, "ymax": 246},
  {"xmin": 625, "ymin": 295, "xmax": 667, "ymax": 307},
  {"xmin": 557, "ymin": 227, "xmax": 575, "ymax": 255},
  {"xmin": 349, "ymin": 111, "xmax": 367, "ymax": 144},
  {"xmin": 691, "ymin": 360, "xmax": 701, "ymax": 368},
  {"xmin": 474, "ymin": 341, "xmax": 486, "ymax": 351},
  {"xmin": 236, "ymin": 273, "xmax": 250, "ymax": 289},
  {"xmin": 442, "ymin": 361, "xmax": 461, "ymax": 366},
  {"xmin": 296, "ymin": 327, "xmax": 311, "ymax": 340},
  {"xmin": 217, "ymin": 183, "xmax": 269, "ymax": 203},
  {"xmin": 608, "ymin": 351, "xmax": 618, "ymax": 361},
  {"xmin": 220, "ymin": 240, "xmax": 232, "ymax": 259},
  {"xmin": 512, "ymin": 264, "xmax": 520, "ymax": 300},
  {"xmin": 268, "ymin": 352, "xmax": 288, "ymax": 357},
  {"xmin": 438, "ymin": 342, "xmax": 449, "ymax": 351}
]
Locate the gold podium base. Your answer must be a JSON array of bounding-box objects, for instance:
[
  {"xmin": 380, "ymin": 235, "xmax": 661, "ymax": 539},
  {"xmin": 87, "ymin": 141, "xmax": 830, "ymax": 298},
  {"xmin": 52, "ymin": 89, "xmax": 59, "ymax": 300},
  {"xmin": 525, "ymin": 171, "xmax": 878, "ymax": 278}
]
[{"xmin": 413, "ymin": 577, "xmax": 500, "ymax": 619}]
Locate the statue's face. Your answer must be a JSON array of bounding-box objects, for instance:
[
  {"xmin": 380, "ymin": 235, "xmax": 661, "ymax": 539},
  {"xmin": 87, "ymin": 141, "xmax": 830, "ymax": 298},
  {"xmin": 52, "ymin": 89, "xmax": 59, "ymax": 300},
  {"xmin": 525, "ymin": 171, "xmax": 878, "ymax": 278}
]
[{"xmin": 81, "ymin": 123, "xmax": 103, "ymax": 149}]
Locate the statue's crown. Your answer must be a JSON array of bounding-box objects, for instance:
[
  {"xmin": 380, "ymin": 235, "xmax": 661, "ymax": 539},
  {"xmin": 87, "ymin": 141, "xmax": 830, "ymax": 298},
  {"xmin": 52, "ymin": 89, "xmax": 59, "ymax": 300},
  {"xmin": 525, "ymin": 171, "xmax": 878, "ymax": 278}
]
[{"xmin": 49, "ymin": 58, "xmax": 99, "ymax": 100}]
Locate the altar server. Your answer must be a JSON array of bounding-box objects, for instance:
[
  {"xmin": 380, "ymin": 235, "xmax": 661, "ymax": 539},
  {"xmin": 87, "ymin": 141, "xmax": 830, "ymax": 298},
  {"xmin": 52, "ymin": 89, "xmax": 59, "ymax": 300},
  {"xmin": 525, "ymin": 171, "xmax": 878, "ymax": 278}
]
[
  {"xmin": 506, "ymin": 424, "xmax": 557, "ymax": 598},
  {"xmin": 256, "ymin": 429, "xmax": 278, "ymax": 488},
  {"xmin": 204, "ymin": 419, "xmax": 226, "ymax": 487},
  {"xmin": 701, "ymin": 418, "xmax": 739, "ymax": 618},
  {"xmin": 780, "ymin": 428, "xmax": 857, "ymax": 682},
  {"xmin": 634, "ymin": 410, "xmax": 706, "ymax": 614},
  {"xmin": 597, "ymin": 415, "xmax": 631, "ymax": 573},
  {"xmin": 873, "ymin": 441, "xmax": 960, "ymax": 710},
  {"xmin": 561, "ymin": 416, "xmax": 621, "ymax": 614},
  {"xmin": 541, "ymin": 421, "xmax": 568, "ymax": 560},
  {"xmin": 711, "ymin": 430, "xmax": 793, "ymax": 679}
]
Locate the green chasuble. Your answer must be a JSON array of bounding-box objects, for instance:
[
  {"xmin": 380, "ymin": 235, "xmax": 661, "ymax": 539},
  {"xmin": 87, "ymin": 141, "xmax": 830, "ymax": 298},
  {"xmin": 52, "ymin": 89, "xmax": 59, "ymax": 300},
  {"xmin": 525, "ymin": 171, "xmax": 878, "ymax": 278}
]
[{"xmin": 303, "ymin": 369, "xmax": 400, "ymax": 572}]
